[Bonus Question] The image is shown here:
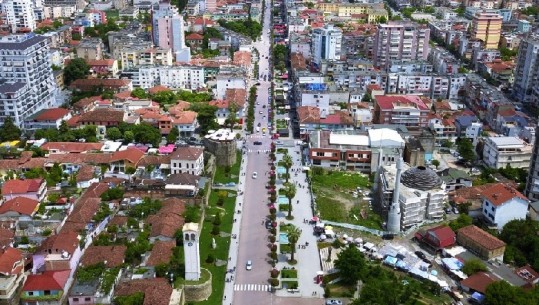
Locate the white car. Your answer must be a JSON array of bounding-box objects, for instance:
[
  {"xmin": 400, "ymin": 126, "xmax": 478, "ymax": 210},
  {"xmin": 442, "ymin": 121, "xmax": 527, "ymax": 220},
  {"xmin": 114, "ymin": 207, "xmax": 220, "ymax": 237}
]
[
  {"xmin": 252, "ymin": 172, "xmax": 258, "ymax": 179},
  {"xmin": 246, "ymin": 260, "xmax": 253, "ymax": 270}
]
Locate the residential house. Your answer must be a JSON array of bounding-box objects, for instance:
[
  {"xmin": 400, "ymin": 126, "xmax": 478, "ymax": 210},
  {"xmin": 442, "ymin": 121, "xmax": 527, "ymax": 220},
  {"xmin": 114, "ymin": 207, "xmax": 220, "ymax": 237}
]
[
  {"xmin": 147, "ymin": 198, "xmax": 185, "ymax": 242},
  {"xmin": 109, "ymin": 148, "xmax": 145, "ymax": 174},
  {"xmin": 70, "ymin": 79, "xmax": 133, "ymax": 93},
  {"xmin": 87, "ymin": 59, "xmax": 119, "ymax": 77},
  {"xmin": 454, "ymin": 111, "xmax": 480, "ymax": 138},
  {"xmin": 20, "ymin": 269, "xmax": 70, "ymax": 305},
  {"xmin": 428, "ymin": 116, "xmax": 457, "ymax": 145},
  {"xmin": 0, "ymin": 228, "xmax": 14, "ymax": 248},
  {"xmin": 77, "ymin": 108, "xmax": 125, "ymax": 127},
  {"xmin": 529, "ymin": 201, "xmax": 539, "ymax": 222},
  {"xmin": 460, "ymin": 272, "xmax": 498, "ymax": 294},
  {"xmin": 482, "ymin": 136, "xmax": 532, "ymax": 169},
  {"xmin": 41, "ymin": 142, "xmax": 104, "ymax": 154},
  {"xmin": 0, "ymin": 247, "xmax": 26, "ymax": 305},
  {"xmin": 209, "ymin": 100, "xmax": 243, "ymax": 125},
  {"xmin": 1, "ymin": 179, "xmax": 46, "ymax": 202},
  {"xmin": 114, "ymin": 278, "xmax": 173, "ymax": 305},
  {"xmin": 457, "ymin": 225, "xmax": 506, "ymax": 261},
  {"xmin": 0, "ymin": 197, "xmax": 39, "ymax": 221},
  {"xmin": 172, "ymin": 111, "xmax": 198, "ymax": 137},
  {"xmin": 186, "ymin": 33, "xmax": 204, "ymax": 51},
  {"xmin": 80, "ymin": 245, "xmax": 126, "ymax": 268},
  {"xmin": 480, "ymin": 183, "xmax": 529, "ymax": 230},
  {"xmin": 165, "ymin": 173, "xmax": 201, "ymax": 197},
  {"xmin": 24, "ymin": 108, "xmax": 72, "ymax": 131},
  {"xmin": 76, "ymin": 38, "xmax": 104, "ymax": 60},
  {"xmin": 440, "ymin": 168, "xmax": 472, "ymax": 192},
  {"xmin": 170, "ymin": 147, "xmax": 204, "ymax": 176},
  {"xmin": 32, "ymin": 231, "xmax": 81, "ymax": 273},
  {"xmin": 145, "ymin": 240, "xmax": 176, "ymax": 267},
  {"xmin": 414, "ymin": 225, "xmax": 456, "ymax": 250},
  {"xmin": 76, "ymin": 165, "xmax": 99, "ymax": 189},
  {"xmin": 514, "ymin": 265, "xmax": 539, "ymax": 285}
]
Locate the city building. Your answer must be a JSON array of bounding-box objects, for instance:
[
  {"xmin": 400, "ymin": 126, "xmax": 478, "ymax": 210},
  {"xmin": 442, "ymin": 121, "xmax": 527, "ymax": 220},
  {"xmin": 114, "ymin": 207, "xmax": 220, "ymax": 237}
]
[
  {"xmin": 482, "ymin": 136, "xmax": 532, "ymax": 169},
  {"xmin": 24, "ymin": 108, "xmax": 71, "ymax": 131},
  {"xmin": 470, "ymin": 12, "xmax": 502, "ymax": 50},
  {"xmin": 2, "ymin": 0, "xmax": 36, "ymax": 33},
  {"xmin": 1, "ymin": 178, "xmax": 47, "ymax": 201},
  {"xmin": 311, "ymin": 25, "xmax": 342, "ymax": 65},
  {"xmin": 120, "ymin": 47, "xmax": 173, "ymax": 69},
  {"xmin": 121, "ymin": 65, "xmax": 205, "ymax": 90},
  {"xmin": 215, "ymin": 65, "xmax": 246, "ymax": 99},
  {"xmin": 414, "ymin": 225, "xmax": 456, "ymax": 250},
  {"xmin": 0, "ymin": 247, "xmax": 26, "ymax": 305},
  {"xmin": 0, "ymin": 34, "xmax": 58, "ymax": 128},
  {"xmin": 170, "ymin": 147, "xmax": 204, "ymax": 176},
  {"xmin": 21, "ymin": 270, "xmax": 71, "ymax": 305},
  {"xmin": 512, "ymin": 36, "xmax": 539, "ymax": 104},
  {"xmin": 373, "ymin": 95, "xmax": 430, "ymax": 131},
  {"xmin": 456, "ymin": 225, "xmax": 506, "ymax": 261},
  {"xmin": 480, "ymin": 183, "xmax": 529, "ymax": 230},
  {"xmin": 152, "ymin": 1, "xmax": 191, "ymax": 62},
  {"xmin": 373, "ymin": 21, "xmax": 430, "ymax": 71},
  {"xmin": 76, "ymin": 38, "xmax": 104, "ymax": 61}
]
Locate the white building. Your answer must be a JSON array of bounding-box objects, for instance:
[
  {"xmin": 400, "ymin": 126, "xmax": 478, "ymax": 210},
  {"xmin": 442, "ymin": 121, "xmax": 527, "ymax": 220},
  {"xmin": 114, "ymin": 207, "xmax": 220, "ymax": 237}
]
[
  {"xmin": 215, "ymin": 66, "xmax": 246, "ymax": 99},
  {"xmin": 311, "ymin": 25, "xmax": 342, "ymax": 65},
  {"xmin": 43, "ymin": 5, "xmax": 77, "ymax": 19},
  {"xmin": 152, "ymin": 1, "xmax": 191, "ymax": 62},
  {"xmin": 127, "ymin": 66, "xmax": 205, "ymax": 90},
  {"xmin": 466, "ymin": 122, "xmax": 483, "ymax": 145},
  {"xmin": 0, "ymin": 34, "xmax": 57, "ymax": 128},
  {"xmin": 170, "ymin": 146, "xmax": 204, "ymax": 176},
  {"xmin": 120, "ymin": 47, "xmax": 173, "ymax": 70},
  {"xmin": 480, "ymin": 183, "xmax": 529, "ymax": 230},
  {"xmin": 482, "ymin": 136, "xmax": 532, "ymax": 169},
  {"xmin": 2, "ymin": 0, "xmax": 36, "ymax": 33}
]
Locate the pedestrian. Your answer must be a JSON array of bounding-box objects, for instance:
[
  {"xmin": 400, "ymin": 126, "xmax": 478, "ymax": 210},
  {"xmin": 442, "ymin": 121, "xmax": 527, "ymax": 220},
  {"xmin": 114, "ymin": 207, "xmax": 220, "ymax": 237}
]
[{"xmin": 224, "ymin": 296, "xmax": 227, "ymax": 300}]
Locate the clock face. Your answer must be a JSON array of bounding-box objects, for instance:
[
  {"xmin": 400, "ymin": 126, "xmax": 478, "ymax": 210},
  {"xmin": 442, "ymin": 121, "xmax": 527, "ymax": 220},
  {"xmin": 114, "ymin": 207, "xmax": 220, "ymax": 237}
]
[{"xmin": 187, "ymin": 242, "xmax": 193, "ymax": 246}]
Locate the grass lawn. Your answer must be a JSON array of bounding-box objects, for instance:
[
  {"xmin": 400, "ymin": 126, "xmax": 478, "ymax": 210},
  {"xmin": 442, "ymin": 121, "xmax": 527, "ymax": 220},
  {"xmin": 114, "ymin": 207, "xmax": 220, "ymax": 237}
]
[
  {"xmin": 281, "ymin": 269, "xmax": 297, "ymax": 278},
  {"xmin": 279, "ymin": 223, "xmax": 294, "ymax": 232},
  {"xmin": 277, "ymin": 148, "xmax": 288, "ymax": 154},
  {"xmin": 327, "ymin": 283, "xmax": 355, "ymax": 298},
  {"xmin": 316, "ymin": 196, "xmax": 348, "ymax": 222},
  {"xmin": 280, "ymin": 244, "xmax": 291, "ymax": 253},
  {"xmin": 276, "ymin": 119, "xmax": 287, "ymax": 129},
  {"xmin": 105, "ymin": 9, "xmax": 119, "ymax": 19},
  {"xmin": 311, "ymin": 169, "xmax": 370, "ymax": 190},
  {"xmin": 213, "ymin": 151, "xmax": 241, "ymax": 184},
  {"xmin": 281, "ymin": 280, "xmax": 298, "ymax": 289},
  {"xmin": 279, "ymin": 204, "xmax": 289, "ymax": 211}
]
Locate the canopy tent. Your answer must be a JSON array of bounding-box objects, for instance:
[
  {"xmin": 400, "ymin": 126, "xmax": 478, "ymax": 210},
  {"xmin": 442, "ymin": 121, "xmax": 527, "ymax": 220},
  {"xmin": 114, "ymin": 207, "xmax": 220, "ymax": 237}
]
[{"xmin": 384, "ymin": 256, "xmax": 398, "ymax": 266}]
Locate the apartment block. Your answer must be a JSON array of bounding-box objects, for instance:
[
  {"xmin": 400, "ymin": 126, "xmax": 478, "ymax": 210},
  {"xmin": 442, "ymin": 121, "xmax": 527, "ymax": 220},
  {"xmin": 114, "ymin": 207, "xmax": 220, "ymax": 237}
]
[
  {"xmin": 512, "ymin": 36, "xmax": 539, "ymax": 104},
  {"xmin": 471, "ymin": 12, "xmax": 502, "ymax": 50},
  {"xmin": 152, "ymin": 1, "xmax": 190, "ymax": 62},
  {"xmin": 373, "ymin": 21, "xmax": 430, "ymax": 71},
  {"xmin": 311, "ymin": 25, "xmax": 342, "ymax": 65},
  {"xmin": 121, "ymin": 65, "xmax": 205, "ymax": 90},
  {"xmin": 483, "ymin": 136, "xmax": 532, "ymax": 169},
  {"xmin": 373, "ymin": 95, "xmax": 430, "ymax": 130},
  {"xmin": 0, "ymin": 34, "xmax": 57, "ymax": 128},
  {"xmin": 2, "ymin": 0, "xmax": 36, "ymax": 33},
  {"xmin": 120, "ymin": 47, "xmax": 173, "ymax": 70}
]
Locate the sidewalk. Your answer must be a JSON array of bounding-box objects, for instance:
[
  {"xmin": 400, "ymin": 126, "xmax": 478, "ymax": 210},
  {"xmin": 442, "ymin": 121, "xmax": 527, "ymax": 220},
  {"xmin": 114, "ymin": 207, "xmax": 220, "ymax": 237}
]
[{"xmin": 274, "ymin": 145, "xmax": 324, "ymax": 299}]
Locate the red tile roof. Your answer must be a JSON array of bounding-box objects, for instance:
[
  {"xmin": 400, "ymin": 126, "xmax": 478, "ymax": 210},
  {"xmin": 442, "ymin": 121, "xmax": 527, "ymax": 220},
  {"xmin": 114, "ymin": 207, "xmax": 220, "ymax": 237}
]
[
  {"xmin": 70, "ymin": 79, "xmax": 131, "ymax": 90},
  {"xmin": 186, "ymin": 33, "xmax": 204, "ymax": 40},
  {"xmin": 41, "ymin": 142, "xmax": 104, "ymax": 153},
  {"xmin": 1, "ymin": 179, "xmax": 44, "ymax": 195},
  {"xmin": 481, "ymin": 183, "xmax": 528, "ymax": 206},
  {"xmin": 115, "ymin": 278, "xmax": 172, "ymax": 305},
  {"xmin": 170, "ymin": 147, "xmax": 203, "ymax": 161},
  {"xmin": 39, "ymin": 231, "xmax": 80, "ymax": 255},
  {"xmin": 225, "ymin": 88, "xmax": 247, "ymax": 107},
  {"xmin": 148, "ymin": 85, "xmax": 170, "ymax": 95},
  {"xmin": 0, "ymin": 197, "xmax": 39, "ymax": 216},
  {"xmin": 32, "ymin": 108, "xmax": 70, "ymax": 121},
  {"xmin": 81, "ymin": 246, "xmax": 126, "ymax": 268},
  {"xmin": 23, "ymin": 270, "xmax": 71, "ymax": 291},
  {"xmin": 78, "ymin": 108, "xmax": 125, "ymax": 124},
  {"xmin": 146, "ymin": 240, "xmax": 176, "ymax": 266},
  {"xmin": 375, "ymin": 95, "xmax": 430, "ymax": 111},
  {"xmin": 426, "ymin": 225, "xmax": 455, "ymax": 248},
  {"xmin": 112, "ymin": 147, "xmax": 145, "ymax": 164},
  {"xmin": 0, "ymin": 247, "xmax": 23, "ymax": 275},
  {"xmin": 172, "ymin": 111, "xmax": 197, "ymax": 125},
  {"xmin": 147, "ymin": 198, "xmax": 186, "ymax": 238},
  {"xmin": 457, "ymin": 225, "xmax": 506, "ymax": 251},
  {"xmin": 460, "ymin": 272, "xmax": 497, "ymax": 294},
  {"xmin": 0, "ymin": 228, "xmax": 14, "ymax": 248},
  {"xmin": 86, "ymin": 59, "xmax": 116, "ymax": 66},
  {"xmin": 297, "ymin": 106, "xmax": 320, "ymax": 124},
  {"xmin": 209, "ymin": 99, "xmax": 230, "ymax": 109}
]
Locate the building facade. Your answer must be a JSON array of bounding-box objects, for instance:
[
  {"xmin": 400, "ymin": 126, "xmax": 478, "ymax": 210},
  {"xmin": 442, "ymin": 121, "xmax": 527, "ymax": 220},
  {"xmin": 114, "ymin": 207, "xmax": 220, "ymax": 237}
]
[
  {"xmin": 152, "ymin": 1, "xmax": 191, "ymax": 62},
  {"xmin": 471, "ymin": 12, "xmax": 502, "ymax": 50},
  {"xmin": 482, "ymin": 136, "xmax": 532, "ymax": 169},
  {"xmin": 2, "ymin": 0, "xmax": 36, "ymax": 33},
  {"xmin": 512, "ymin": 36, "xmax": 539, "ymax": 104},
  {"xmin": 311, "ymin": 25, "xmax": 342, "ymax": 65}
]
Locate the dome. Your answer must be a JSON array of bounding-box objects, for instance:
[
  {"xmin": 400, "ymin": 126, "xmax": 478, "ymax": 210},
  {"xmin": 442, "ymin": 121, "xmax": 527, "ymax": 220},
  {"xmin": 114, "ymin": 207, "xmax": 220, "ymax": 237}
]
[{"xmin": 400, "ymin": 166, "xmax": 442, "ymax": 191}]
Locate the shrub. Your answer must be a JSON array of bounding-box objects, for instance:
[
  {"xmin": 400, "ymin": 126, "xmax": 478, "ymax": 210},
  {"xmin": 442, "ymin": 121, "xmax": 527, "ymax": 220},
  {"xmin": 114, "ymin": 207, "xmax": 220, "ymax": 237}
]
[
  {"xmin": 269, "ymin": 235, "xmax": 276, "ymax": 243},
  {"xmin": 269, "ymin": 208, "xmax": 276, "ymax": 215},
  {"xmin": 270, "ymin": 278, "xmax": 279, "ymax": 287},
  {"xmin": 324, "ymin": 286, "xmax": 331, "ymax": 298},
  {"xmin": 270, "ymin": 252, "xmax": 277, "ymax": 260},
  {"xmin": 269, "ymin": 228, "xmax": 276, "ymax": 235},
  {"xmin": 269, "ymin": 214, "xmax": 276, "ymax": 221},
  {"xmin": 270, "ymin": 244, "xmax": 277, "ymax": 252},
  {"xmin": 211, "ymin": 224, "xmax": 220, "ymax": 235},
  {"xmin": 206, "ymin": 254, "xmax": 215, "ymax": 263},
  {"xmin": 332, "ymin": 239, "xmax": 343, "ymax": 248},
  {"xmin": 212, "ymin": 213, "xmax": 222, "ymax": 226},
  {"xmin": 270, "ymin": 269, "xmax": 280, "ymax": 278}
]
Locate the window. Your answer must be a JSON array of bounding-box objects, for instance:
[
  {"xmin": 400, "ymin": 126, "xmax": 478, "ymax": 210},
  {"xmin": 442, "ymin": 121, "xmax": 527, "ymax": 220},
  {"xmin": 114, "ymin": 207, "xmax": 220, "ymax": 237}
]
[
  {"xmin": 73, "ymin": 298, "xmax": 79, "ymax": 301},
  {"xmin": 85, "ymin": 297, "xmax": 91, "ymax": 301}
]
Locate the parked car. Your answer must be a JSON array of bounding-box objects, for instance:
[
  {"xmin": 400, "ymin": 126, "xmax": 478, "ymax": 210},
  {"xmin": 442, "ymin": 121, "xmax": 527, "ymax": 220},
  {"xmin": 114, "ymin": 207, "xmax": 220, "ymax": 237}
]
[
  {"xmin": 252, "ymin": 172, "xmax": 258, "ymax": 179},
  {"xmin": 325, "ymin": 300, "xmax": 343, "ymax": 305},
  {"xmin": 254, "ymin": 141, "xmax": 263, "ymax": 145},
  {"xmin": 246, "ymin": 260, "xmax": 252, "ymax": 270},
  {"xmin": 415, "ymin": 251, "xmax": 426, "ymax": 260}
]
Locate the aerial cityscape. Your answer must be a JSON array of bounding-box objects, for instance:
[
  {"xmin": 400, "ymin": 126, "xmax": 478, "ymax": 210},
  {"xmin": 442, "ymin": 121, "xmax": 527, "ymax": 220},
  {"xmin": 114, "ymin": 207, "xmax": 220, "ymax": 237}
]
[{"xmin": 0, "ymin": 0, "xmax": 538, "ymax": 304}]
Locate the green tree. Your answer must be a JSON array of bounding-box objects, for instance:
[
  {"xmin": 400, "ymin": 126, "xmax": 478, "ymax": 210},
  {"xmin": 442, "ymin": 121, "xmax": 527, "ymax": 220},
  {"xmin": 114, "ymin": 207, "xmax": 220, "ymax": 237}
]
[
  {"xmin": 456, "ymin": 138, "xmax": 475, "ymax": 163},
  {"xmin": 131, "ymin": 87, "xmax": 148, "ymax": 99},
  {"xmin": 462, "ymin": 258, "xmax": 488, "ymax": 275},
  {"xmin": 152, "ymin": 90, "xmax": 176, "ymax": 105},
  {"xmin": 132, "ymin": 123, "xmax": 161, "ymax": 147},
  {"xmin": 195, "ymin": 104, "xmax": 219, "ymax": 135},
  {"xmin": 287, "ymin": 226, "xmax": 301, "ymax": 262},
  {"xmin": 166, "ymin": 127, "xmax": 179, "ymax": 144},
  {"xmin": 448, "ymin": 214, "xmax": 473, "ymax": 231},
  {"xmin": 485, "ymin": 281, "xmax": 527, "ymax": 305},
  {"xmin": 334, "ymin": 245, "xmax": 366, "ymax": 285},
  {"xmin": 217, "ymin": 190, "xmax": 228, "ymax": 206},
  {"xmin": 281, "ymin": 182, "xmax": 297, "ymax": 219},
  {"xmin": 124, "ymin": 130, "xmax": 134, "ymax": 143},
  {"xmin": 431, "ymin": 160, "xmax": 440, "ymax": 168},
  {"xmin": 106, "ymin": 127, "xmax": 122, "ymax": 141},
  {"xmin": 0, "ymin": 117, "xmax": 21, "ymax": 142},
  {"xmin": 48, "ymin": 163, "xmax": 63, "ymax": 185},
  {"xmin": 441, "ymin": 139, "xmax": 453, "ymax": 148},
  {"xmin": 225, "ymin": 103, "xmax": 238, "ymax": 129},
  {"xmin": 64, "ymin": 58, "xmax": 90, "ymax": 85},
  {"xmin": 281, "ymin": 154, "xmax": 293, "ymax": 183},
  {"xmin": 500, "ymin": 219, "xmax": 539, "ymax": 269}
]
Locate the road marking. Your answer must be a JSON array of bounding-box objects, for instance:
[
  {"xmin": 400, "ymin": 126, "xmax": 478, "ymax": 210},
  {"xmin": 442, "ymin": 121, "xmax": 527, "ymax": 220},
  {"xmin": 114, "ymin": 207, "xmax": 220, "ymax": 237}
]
[{"xmin": 234, "ymin": 284, "xmax": 271, "ymax": 292}]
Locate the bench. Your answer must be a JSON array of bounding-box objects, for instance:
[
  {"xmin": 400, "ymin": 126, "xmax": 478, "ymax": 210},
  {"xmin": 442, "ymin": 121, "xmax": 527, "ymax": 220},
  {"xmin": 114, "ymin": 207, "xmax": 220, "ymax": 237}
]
[{"xmin": 287, "ymin": 289, "xmax": 300, "ymax": 293}]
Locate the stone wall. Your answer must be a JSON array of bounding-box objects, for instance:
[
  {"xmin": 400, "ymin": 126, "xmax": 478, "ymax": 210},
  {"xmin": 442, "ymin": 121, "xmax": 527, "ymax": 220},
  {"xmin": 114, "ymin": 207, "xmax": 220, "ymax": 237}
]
[
  {"xmin": 204, "ymin": 138, "xmax": 237, "ymax": 167},
  {"xmin": 183, "ymin": 269, "xmax": 213, "ymax": 302}
]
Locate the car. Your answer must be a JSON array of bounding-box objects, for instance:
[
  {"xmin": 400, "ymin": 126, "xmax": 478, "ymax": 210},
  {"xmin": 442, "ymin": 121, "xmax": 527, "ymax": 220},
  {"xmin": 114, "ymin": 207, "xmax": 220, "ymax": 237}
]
[
  {"xmin": 257, "ymin": 122, "xmax": 261, "ymax": 127},
  {"xmin": 325, "ymin": 300, "xmax": 343, "ymax": 305},
  {"xmin": 445, "ymin": 207, "xmax": 452, "ymax": 214},
  {"xmin": 259, "ymin": 111, "xmax": 263, "ymax": 114},
  {"xmin": 415, "ymin": 251, "xmax": 426, "ymax": 260},
  {"xmin": 255, "ymin": 82, "xmax": 261, "ymax": 86},
  {"xmin": 275, "ymin": 140, "xmax": 283, "ymax": 146},
  {"xmin": 252, "ymin": 172, "xmax": 258, "ymax": 179},
  {"xmin": 263, "ymin": 105, "xmax": 266, "ymax": 108},
  {"xmin": 453, "ymin": 207, "xmax": 459, "ymax": 214},
  {"xmin": 254, "ymin": 141, "xmax": 262, "ymax": 145},
  {"xmin": 246, "ymin": 260, "xmax": 252, "ymax": 270}
]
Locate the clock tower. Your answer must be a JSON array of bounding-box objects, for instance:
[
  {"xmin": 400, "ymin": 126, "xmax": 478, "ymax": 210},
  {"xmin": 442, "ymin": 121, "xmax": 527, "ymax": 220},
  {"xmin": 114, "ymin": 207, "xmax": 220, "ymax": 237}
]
[{"xmin": 183, "ymin": 222, "xmax": 201, "ymax": 281}]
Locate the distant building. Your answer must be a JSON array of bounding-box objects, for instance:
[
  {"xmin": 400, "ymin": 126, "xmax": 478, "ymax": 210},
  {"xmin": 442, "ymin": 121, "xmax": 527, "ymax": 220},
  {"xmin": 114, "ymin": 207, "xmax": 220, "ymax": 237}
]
[
  {"xmin": 2, "ymin": 0, "xmax": 36, "ymax": 33},
  {"xmin": 152, "ymin": 1, "xmax": 191, "ymax": 62},
  {"xmin": 482, "ymin": 136, "xmax": 532, "ymax": 169},
  {"xmin": 512, "ymin": 35, "xmax": 539, "ymax": 104},
  {"xmin": 471, "ymin": 12, "xmax": 502, "ymax": 49},
  {"xmin": 480, "ymin": 183, "xmax": 529, "ymax": 230},
  {"xmin": 415, "ymin": 225, "xmax": 456, "ymax": 250},
  {"xmin": 170, "ymin": 147, "xmax": 204, "ymax": 176},
  {"xmin": 311, "ymin": 25, "xmax": 342, "ymax": 65},
  {"xmin": 457, "ymin": 225, "xmax": 505, "ymax": 261}
]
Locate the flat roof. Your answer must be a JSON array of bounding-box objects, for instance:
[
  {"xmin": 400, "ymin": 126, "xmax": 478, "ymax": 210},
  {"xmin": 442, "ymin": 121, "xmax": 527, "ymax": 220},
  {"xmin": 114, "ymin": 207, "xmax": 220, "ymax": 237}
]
[
  {"xmin": 488, "ymin": 136, "xmax": 524, "ymax": 147},
  {"xmin": 329, "ymin": 133, "xmax": 369, "ymax": 146}
]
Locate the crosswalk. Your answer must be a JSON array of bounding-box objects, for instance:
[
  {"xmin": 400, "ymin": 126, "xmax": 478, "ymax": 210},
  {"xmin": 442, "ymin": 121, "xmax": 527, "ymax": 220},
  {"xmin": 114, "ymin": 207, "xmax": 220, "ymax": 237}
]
[
  {"xmin": 247, "ymin": 149, "xmax": 271, "ymax": 153},
  {"xmin": 250, "ymin": 134, "xmax": 266, "ymax": 138},
  {"xmin": 234, "ymin": 284, "xmax": 271, "ymax": 292}
]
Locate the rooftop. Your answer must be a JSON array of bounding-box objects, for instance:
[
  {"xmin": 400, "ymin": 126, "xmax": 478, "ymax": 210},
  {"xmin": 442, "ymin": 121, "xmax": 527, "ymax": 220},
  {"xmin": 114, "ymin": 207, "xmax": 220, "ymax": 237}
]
[
  {"xmin": 481, "ymin": 183, "xmax": 528, "ymax": 206},
  {"xmin": 457, "ymin": 225, "xmax": 506, "ymax": 250}
]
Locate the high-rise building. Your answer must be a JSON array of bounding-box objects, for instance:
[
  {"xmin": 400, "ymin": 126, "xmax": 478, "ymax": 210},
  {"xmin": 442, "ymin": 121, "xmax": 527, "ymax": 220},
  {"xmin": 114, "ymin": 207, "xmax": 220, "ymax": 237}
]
[
  {"xmin": 2, "ymin": 0, "xmax": 36, "ymax": 33},
  {"xmin": 311, "ymin": 25, "xmax": 342, "ymax": 65},
  {"xmin": 205, "ymin": 0, "xmax": 216, "ymax": 12},
  {"xmin": 471, "ymin": 12, "xmax": 502, "ymax": 50},
  {"xmin": 373, "ymin": 21, "xmax": 430, "ymax": 71},
  {"xmin": 525, "ymin": 130, "xmax": 539, "ymax": 200},
  {"xmin": 0, "ymin": 34, "xmax": 57, "ymax": 128},
  {"xmin": 512, "ymin": 36, "xmax": 539, "ymax": 104},
  {"xmin": 152, "ymin": 1, "xmax": 191, "ymax": 62}
]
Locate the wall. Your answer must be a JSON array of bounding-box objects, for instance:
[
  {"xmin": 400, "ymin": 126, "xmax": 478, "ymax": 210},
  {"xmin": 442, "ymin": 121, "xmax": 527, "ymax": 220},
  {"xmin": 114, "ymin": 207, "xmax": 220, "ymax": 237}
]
[
  {"xmin": 203, "ymin": 138, "xmax": 236, "ymax": 167},
  {"xmin": 183, "ymin": 269, "xmax": 212, "ymax": 302},
  {"xmin": 484, "ymin": 198, "xmax": 529, "ymax": 230}
]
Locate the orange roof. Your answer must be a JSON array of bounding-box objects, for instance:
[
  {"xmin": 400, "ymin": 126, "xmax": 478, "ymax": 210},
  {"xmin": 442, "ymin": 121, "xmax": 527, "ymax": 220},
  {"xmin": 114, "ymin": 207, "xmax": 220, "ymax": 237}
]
[
  {"xmin": 457, "ymin": 225, "xmax": 506, "ymax": 251},
  {"xmin": 2, "ymin": 179, "xmax": 44, "ymax": 195},
  {"xmin": 114, "ymin": 90, "xmax": 133, "ymax": 100},
  {"xmin": 32, "ymin": 108, "xmax": 70, "ymax": 121},
  {"xmin": 0, "ymin": 197, "xmax": 39, "ymax": 216},
  {"xmin": 39, "ymin": 231, "xmax": 80, "ymax": 255},
  {"xmin": 111, "ymin": 147, "xmax": 144, "ymax": 164},
  {"xmin": 460, "ymin": 272, "xmax": 497, "ymax": 294},
  {"xmin": 186, "ymin": 33, "xmax": 204, "ymax": 40},
  {"xmin": 225, "ymin": 88, "xmax": 247, "ymax": 107},
  {"xmin": 169, "ymin": 101, "xmax": 191, "ymax": 114},
  {"xmin": 41, "ymin": 142, "xmax": 104, "ymax": 153},
  {"xmin": 297, "ymin": 106, "xmax": 320, "ymax": 124},
  {"xmin": 148, "ymin": 85, "xmax": 170, "ymax": 95},
  {"xmin": 146, "ymin": 240, "xmax": 175, "ymax": 266},
  {"xmin": 85, "ymin": 59, "xmax": 116, "ymax": 66},
  {"xmin": 81, "ymin": 246, "xmax": 126, "ymax": 268},
  {"xmin": 172, "ymin": 110, "xmax": 197, "ymax": 124},
  {"xmin": 23, "ymin": 270, "xmax": 70, "ymax": 292},
  {"xmin": 115, "ymin": 278, "xmax": 172, "ymax": 305},
  {"xmin": 0, "ymin": 247, "xmax": 23, "ymax": 276},
  {"xmin": 209, "ymin": 99, "xmax": 229, "ymax": 109},
  {"xmin": 481, "ymin": 183, "xmax": 527, "ymax": 206}
]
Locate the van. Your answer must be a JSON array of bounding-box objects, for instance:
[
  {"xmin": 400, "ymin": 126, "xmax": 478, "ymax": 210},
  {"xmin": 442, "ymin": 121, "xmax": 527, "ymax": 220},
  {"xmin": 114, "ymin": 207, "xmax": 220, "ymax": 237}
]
[{"xmin": 256, "ymin": 127, "xmax": 260, "ymax": 132}]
